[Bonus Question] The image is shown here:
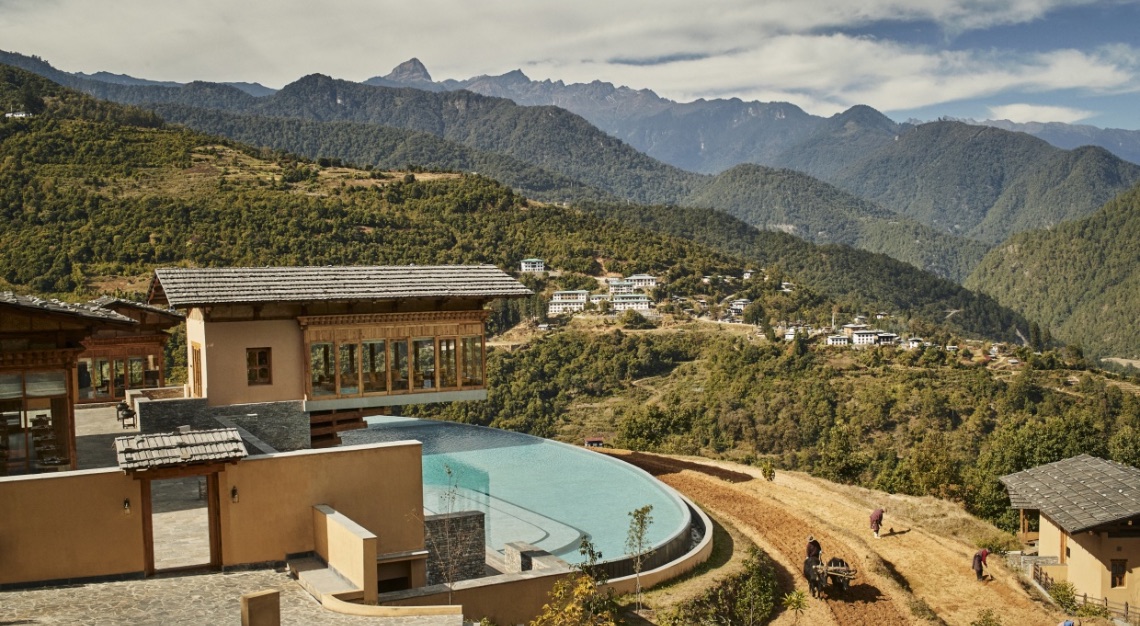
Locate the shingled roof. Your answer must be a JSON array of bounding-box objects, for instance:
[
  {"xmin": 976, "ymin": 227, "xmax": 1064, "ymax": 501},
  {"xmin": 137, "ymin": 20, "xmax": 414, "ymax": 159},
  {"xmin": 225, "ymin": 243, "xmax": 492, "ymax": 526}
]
[
  {"xmin": 115, "ymin": 427, "xmax": 248, "ymax": 471},
  {"xmin": 148, "ymin": 265, "xmax": 532, "ymax": 307},
  {"xmin": 1, "ymin": 291, "xmax": 137, "ymax": 325},
  {"xmin": 90, "ymin": 296, "xmax": 185, "ymax": 320},
  {"xmin": 999, "ymin": 454, "xmax": 1140, "ymax": 533}
]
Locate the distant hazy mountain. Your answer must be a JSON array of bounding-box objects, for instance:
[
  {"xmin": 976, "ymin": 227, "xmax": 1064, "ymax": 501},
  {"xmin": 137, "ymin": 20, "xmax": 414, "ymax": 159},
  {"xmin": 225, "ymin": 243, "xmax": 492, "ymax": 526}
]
[
  {"xmin": 966, "ymin": 182, "xmax": 1140, "ymax": 361},
  {"xmin": 366, "ymin": 61, "xmax": 823, "ymax": 174},
  {"xmin": 0, "ymin": 49, "xmax": 277, "ymax": 98},
  {"xmin": 970, "ymin": 119, "xmax": 1140, "ymax": 166},
  {"xmin": 366, "ymin": 59, "xmax": 1140, "ymax": 173},
  {"xmin": 830, "ymin": 121, "xmax": 1140, "ymax": 244}
]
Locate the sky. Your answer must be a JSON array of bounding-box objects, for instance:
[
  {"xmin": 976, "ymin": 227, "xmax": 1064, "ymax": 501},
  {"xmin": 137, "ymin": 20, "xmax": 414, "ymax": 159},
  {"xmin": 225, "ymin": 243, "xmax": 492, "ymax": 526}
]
[{"xmin": 1, "ymin": 0, "xmax": 1138, "ymax": 129}]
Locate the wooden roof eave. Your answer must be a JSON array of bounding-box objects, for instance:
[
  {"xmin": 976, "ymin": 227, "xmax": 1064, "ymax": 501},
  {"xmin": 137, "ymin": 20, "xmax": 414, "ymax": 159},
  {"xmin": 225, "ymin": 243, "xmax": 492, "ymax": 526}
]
[{"xmin": 124, "ymin": 459, "xmax": 239, "ymax": 481}]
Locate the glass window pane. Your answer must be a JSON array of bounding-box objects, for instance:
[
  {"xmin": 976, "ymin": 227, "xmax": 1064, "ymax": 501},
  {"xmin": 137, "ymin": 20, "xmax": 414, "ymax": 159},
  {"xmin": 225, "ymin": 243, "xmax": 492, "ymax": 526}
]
[
  {"xmin": 128, "ymin": 357, "xmax": 145, "ymax": 388},
  {"xmin": 25, "ymin": 371, "xmax": 66, "ymax": 397},
  {"xmin": 78, "ymin": 359, "xmax": 94, "ymax": 399},
  {"xmin": 439, "ymin": 338, "xmax": 457, "ymax": 388},
  {"xmin": 362, "ymin": 340, "xmax": 387, "ymax": 394},
  {"xmin": 413, "ymin": 338, "xmax": 436, "ymax": 390},
  {"xmin": 112, "ymin": 360, "xmax": 125, "ymax": 399},
  {"xmin": 92, "ymin": 359, "xmax": 111, "ymax": 399},
  {"xmin": 338, "ymin": 343, "xmax": 360, "ymax": 396},
  {"xmin": 0, "ymin": 373, "xmax": 22, "ymax": 400},
  {"xmin": 393, "ymin": 340, "xmax": 410, "ymax": 391},
  {"xmin": 310, "ymin": 343, "xmax": 335, "ymax": 397},
  {"xmin": 462, "ymin": 336, "xmax": 484, "ymax": 386}
]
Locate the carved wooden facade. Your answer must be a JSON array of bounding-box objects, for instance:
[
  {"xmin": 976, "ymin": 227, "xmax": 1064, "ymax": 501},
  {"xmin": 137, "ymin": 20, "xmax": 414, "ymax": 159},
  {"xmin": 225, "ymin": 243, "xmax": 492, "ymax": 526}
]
[{"xmin": 1, "ymin": 293, "xmax": 136, "ymax": 474}]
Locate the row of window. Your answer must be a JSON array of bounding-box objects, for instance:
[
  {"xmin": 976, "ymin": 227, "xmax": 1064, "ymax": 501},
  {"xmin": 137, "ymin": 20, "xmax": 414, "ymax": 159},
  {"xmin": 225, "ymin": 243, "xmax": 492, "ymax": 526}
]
[
  {"xmin": 308, "ymin": 336, "xmax": 484, "ymax": 398},
  {"xmin": 245, "ymin": 336, "xmax": 486, "ymax": 398}
]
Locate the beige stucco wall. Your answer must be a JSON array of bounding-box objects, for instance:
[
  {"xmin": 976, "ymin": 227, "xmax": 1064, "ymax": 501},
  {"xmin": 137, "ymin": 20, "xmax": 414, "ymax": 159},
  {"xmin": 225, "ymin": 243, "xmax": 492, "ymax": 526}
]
[
  {"xmin": 1040, "ymin": 514, "xmax": 1063, "ymax": 561},
  {"xmin": 1068, "ymin": 529, "xmax": 1140, "ymax": 606},
  {"xmin": 0, "ymin": 442, "xmax": 423, "ymax": 589},
  {"xmin": 0, "ymin": 469, "xmax": 145, "ymax": 585},
  {"xmin": 314, "ymin": 505, "xmax": 379, "ymax": 604},
  {"xmin": 1041, "ymin": 514, "xmax": 1140, "ymax": 607},
  {"xmin": 200, "ymin": 319, "xmax": 305, "ymax": 407},
  {"xmin": 217, "ymin": 441, "xmax": 424, "ymax": 566}
]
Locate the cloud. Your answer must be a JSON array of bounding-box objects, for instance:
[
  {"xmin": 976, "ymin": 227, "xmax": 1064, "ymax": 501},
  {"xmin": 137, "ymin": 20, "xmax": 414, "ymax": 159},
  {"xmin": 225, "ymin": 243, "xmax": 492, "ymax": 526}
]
[
  {"xmin": 987, "ymin": 103, "xmax": 1096, "ymax": 123},
  {"xmin": 0, "ymin": 0, "xmax": 1137, "ymax": 124}
]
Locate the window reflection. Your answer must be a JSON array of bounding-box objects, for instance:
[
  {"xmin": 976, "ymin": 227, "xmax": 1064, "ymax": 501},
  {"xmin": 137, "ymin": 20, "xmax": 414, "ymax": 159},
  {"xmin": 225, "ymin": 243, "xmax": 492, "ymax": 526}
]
[
  {"xmin": 339, "ymin": 343, "xmax": 359, "ymax": 395},
  {"xmin": 413, "ymin": 339, "xmax": 435, "ymax": 389},
  {"xmin": 362, "ymin": 340, "xmax": 387, "ymax": 394},
  {"xmin": 439, "ymin": 338, "xmax": 457, "ymax": 388},
  {"xmin": 310, "ymin": 343, "xmax": 335, "ymax": 397},
  {"xmin": 393, "ymin": 340, "xmax": 410, "ymax": 391},
  {"xmin": 461, "ymin": 336, "xmax": 483, "ymax": 386}
]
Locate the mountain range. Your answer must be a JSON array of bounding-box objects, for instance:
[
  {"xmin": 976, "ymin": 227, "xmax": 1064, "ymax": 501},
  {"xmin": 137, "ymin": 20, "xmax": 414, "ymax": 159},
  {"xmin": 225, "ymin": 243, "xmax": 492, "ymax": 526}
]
[
  {"xmin": 4, "ymin": 51, "xmax": 1140, "ymax": 363},
  {"xmin": 0, "ymin": 63, "xmax": 1025, "ymax": 348}
]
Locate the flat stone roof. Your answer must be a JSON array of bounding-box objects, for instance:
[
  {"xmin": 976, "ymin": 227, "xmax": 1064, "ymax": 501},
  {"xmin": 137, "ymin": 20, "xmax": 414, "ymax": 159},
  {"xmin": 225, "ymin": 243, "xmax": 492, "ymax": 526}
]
[
  {"xmin": 1000, "ymin": 454, "xmax": 1140, "ymax": 533},
  {"xmin": 149, "ymin": 265, "xmax": 532, "ymax": 307},
  {"xmin": 115, "ymin": 428, "xmax": 248, "ymax": 470}
]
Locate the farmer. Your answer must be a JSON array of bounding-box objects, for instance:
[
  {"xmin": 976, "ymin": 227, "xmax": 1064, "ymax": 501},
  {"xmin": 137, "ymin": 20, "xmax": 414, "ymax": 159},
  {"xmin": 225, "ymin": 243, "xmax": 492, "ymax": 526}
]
[
  {"xmin": 870, "ymin": 507, "xmax": 884, "ymax": 539},
  {"xmin": 806, "ymin": 535, "xmax": 822, "ymax": 560},
  {"xmin": 972, "ymin": 548, "xmax": 990, "ymax": 581}
]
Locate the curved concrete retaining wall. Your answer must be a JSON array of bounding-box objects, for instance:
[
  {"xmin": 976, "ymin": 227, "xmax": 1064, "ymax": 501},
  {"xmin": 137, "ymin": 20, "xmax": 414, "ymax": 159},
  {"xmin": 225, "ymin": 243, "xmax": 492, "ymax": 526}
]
[{"xmin": 603, "ymin": 493, "xmax": 713, "ymax": 595}]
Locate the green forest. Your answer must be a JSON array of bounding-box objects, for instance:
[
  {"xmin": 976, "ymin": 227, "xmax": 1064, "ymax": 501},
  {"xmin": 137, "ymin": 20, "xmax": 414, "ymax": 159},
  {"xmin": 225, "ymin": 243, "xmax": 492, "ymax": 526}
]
[{"xmin": 967, "ymin": 183, "xmax": 1140, "ymax": 363}]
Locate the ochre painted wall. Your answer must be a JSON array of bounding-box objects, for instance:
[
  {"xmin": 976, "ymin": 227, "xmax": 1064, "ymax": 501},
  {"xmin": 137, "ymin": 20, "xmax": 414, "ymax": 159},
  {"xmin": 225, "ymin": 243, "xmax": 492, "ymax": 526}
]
[
  {"xmin": 0, "ymin": 469, "xmax": 145, "ymax": 585},
  {"xmin": 200, "ymin": 319, "xmax": 305, "ymax": 407},
  {"xmin": 1069, "ymin": 529, "xmax": 1140, "ymax": 606},
  {"xmin": 217, "ymin": 442, "xmax": 424, "ymax": 566},
  {"xmin": 1040, "ymin": 515, "xmax": 1063, "ymax": 561}
]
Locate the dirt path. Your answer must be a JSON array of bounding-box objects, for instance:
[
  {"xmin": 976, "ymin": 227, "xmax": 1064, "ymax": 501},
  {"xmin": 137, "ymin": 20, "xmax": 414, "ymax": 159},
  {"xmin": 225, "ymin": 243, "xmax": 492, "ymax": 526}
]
[{"xmin": 610, "ymin": 451, "xmax": 1060, "ymax": 626}]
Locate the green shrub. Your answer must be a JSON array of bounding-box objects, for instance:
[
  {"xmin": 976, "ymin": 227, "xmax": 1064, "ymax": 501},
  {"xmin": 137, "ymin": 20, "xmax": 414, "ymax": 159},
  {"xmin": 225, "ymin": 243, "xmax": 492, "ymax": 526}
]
[
  {"xmin": 970, "ymin": 607, "xmax": 1002, "ymax": 626},
  {"xmin": 662, "ymin": 547, "xmax": 778, "ymax": 626},
  {"xmin": 1049, "ymin": 580, "xmax": 1078, "ymax": 613}
]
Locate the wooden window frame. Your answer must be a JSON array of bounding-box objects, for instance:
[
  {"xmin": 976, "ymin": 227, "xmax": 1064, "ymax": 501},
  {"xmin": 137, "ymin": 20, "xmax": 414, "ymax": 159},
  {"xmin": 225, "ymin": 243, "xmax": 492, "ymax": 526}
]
[
  {"xmin": 1111, "ymin": 559, "xmax": 1127, "ymax": 588},
  {"xmin": 246, "ymin": 347, "xmax": 272, "ymax": 386}
]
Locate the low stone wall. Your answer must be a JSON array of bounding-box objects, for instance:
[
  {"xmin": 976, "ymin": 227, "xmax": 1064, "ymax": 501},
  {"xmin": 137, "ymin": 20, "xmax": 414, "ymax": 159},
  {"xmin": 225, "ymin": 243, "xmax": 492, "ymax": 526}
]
[
  {"xmin": 424, "ymin": 511, "xmax": 486, "ymax": 586},
  {"xmin": 135, "ymin": 397, "xmax": 310, "ymax": 451}
]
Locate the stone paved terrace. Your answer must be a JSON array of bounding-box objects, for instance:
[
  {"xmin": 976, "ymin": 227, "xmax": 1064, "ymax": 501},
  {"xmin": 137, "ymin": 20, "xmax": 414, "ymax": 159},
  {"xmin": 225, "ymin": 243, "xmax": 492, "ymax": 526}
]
[{"xmin": 0, "ymin": 568, "xmax": 455, "ymax": 625}]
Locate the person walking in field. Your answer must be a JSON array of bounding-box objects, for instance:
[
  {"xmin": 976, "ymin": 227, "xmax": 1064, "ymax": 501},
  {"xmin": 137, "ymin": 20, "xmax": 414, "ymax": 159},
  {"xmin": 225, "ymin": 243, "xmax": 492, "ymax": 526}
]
[
  {"xmin": 972, "ymin": 548, "xmax": 990, "ymax": 581},
  {"xmin": 870, "ymin": 507, "xmax": 884, "ymax": 539}
]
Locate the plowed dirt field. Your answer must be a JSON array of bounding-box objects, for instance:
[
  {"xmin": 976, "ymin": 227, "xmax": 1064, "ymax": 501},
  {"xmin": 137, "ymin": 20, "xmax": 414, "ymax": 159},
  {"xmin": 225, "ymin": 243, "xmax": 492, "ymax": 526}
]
[{"xmin": 609, "ymin": 451, "xmax": 1062, "ymax": 626}]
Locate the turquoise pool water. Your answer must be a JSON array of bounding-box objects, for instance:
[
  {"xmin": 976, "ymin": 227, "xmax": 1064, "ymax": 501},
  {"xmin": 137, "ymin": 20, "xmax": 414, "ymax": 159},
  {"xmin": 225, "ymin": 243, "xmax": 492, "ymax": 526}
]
[{"xmin": 341, "ymin": 416, "xmax": 689, "ymax": 564}]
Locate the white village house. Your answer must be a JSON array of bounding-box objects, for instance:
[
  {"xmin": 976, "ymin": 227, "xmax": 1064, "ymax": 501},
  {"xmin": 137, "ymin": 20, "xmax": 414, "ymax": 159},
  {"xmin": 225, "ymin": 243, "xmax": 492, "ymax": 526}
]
[{"xmin": 520, "ymin": 258, "xmax": 545, "ymax": 273}]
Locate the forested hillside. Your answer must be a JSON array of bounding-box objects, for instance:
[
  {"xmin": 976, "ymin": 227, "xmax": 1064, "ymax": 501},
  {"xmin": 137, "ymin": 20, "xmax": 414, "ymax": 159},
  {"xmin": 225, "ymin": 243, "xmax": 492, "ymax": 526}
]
[
  {"xmin": 966, "ymin": 183, "xmax": 1140, "ymax": 363},
  {"xmin": 684, "ymin": 164, "xmax": 990, "ymax": 281},
  {"xmin": 146, "ymin": 104, "xmax": 614, "ymax": 204},
  {"xmin": 831, "ymin": 121, "xmax": 1140, "ymax": 243},
  {"xmin": 0, "ymin": 64, "xmax": 1028, "ymax": 346},
  {"xmin": 583, "ymin": 201, "xmax": 1025, "ymax": 341}
]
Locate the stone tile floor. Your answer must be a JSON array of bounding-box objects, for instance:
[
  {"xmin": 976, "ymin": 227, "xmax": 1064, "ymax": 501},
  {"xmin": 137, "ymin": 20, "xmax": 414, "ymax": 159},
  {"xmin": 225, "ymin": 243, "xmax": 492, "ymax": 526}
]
[{"xmin": 0, "ymin": 568, "xmax": 454, "ymax": 625}]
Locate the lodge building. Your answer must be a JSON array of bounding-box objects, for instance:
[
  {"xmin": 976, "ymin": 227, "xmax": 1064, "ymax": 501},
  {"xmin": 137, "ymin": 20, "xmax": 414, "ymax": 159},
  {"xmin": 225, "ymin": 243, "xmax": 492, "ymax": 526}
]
[{"xmin": 145, "ymin": 265, "xmax": 531, "ymax": 447}]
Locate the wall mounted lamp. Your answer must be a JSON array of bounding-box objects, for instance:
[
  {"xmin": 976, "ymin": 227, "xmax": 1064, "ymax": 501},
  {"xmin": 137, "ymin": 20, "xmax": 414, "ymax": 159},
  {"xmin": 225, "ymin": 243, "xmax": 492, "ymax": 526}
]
[
  {"xmin": 230, "ymin": 485, "xmax": 239, "ymax": 503},
  {"xmin": 123, "ymin": 498, "xmax": 131, "ymax": 515}
]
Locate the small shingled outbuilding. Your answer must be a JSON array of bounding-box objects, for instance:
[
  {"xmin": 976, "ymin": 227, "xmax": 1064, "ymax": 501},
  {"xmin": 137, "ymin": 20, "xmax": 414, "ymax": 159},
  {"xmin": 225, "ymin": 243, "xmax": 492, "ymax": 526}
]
[{"xmin": 1000, "ymin": 454, "xmax": 1140, "ymax": 609}]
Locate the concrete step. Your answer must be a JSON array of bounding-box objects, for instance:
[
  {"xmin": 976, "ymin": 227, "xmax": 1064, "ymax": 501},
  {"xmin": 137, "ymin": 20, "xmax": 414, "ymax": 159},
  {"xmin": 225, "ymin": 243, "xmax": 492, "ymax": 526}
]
[{"xmin": 288, "ymin": 556, "xmax": 363, "ymax": 603}]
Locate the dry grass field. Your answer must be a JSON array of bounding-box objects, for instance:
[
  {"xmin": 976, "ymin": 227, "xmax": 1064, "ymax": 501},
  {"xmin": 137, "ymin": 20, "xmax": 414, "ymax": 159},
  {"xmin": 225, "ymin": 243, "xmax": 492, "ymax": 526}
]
[{"xmin": 606, "ymin": 450, "xmax": 1072, "ymax": 626}]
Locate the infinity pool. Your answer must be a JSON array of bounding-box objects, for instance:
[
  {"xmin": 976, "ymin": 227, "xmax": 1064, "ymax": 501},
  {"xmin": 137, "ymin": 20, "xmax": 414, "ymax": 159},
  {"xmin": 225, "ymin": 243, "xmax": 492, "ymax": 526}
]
[{"xmin": 340, "ymin": 416, "xmax": 689, "ymax": 564}]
